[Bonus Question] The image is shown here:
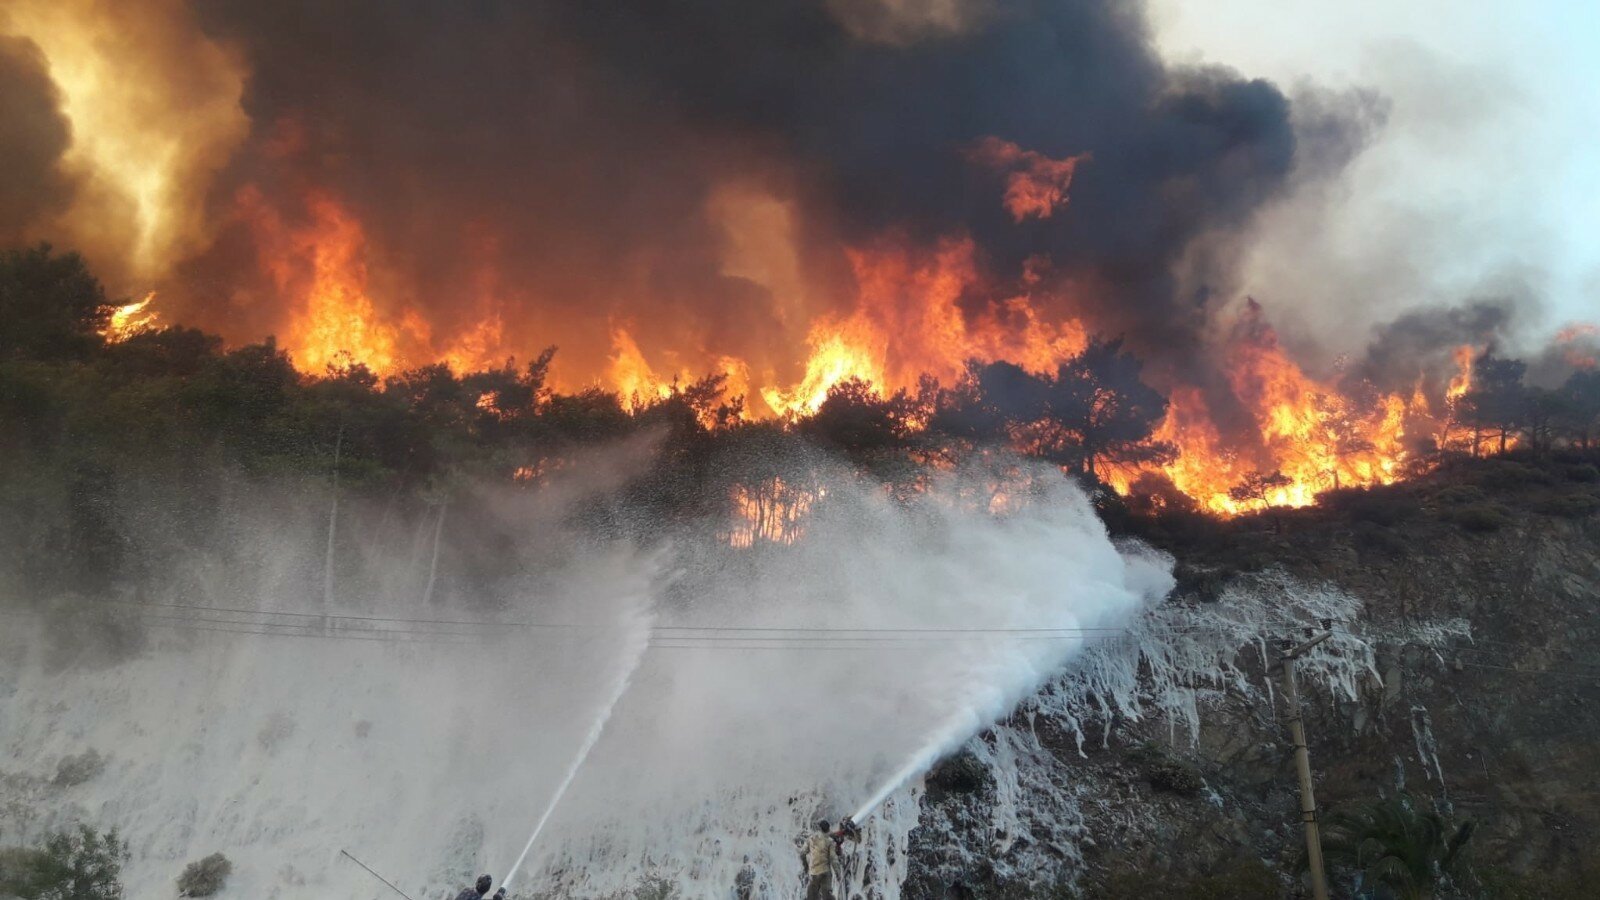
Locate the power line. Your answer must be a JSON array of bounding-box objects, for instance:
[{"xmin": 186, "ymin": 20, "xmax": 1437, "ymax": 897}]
[
  {"xmin": 19, "ymin": 605, "xmax": 1600, "ymax": 688},
  {"xmin": 131, "ymin": 615, "xmax": 1191, "ymax": 648},
  {"xmin": 1447, "ymin": 660, "xmax": 1600, "ymax": 684},
  {"xmin": 102, "ymin": 598, "xmax": 1232, "ymax": 637}
]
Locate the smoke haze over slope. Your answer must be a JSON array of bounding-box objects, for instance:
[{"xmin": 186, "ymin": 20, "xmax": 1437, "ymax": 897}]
[{"xmin": 0, "ymin": 450, "xmax": 1171, "ymax": 898}]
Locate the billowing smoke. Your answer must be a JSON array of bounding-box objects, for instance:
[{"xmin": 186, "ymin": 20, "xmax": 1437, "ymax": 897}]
[
  {"xmin": 1353, "ymin": 299, "xmax": 1515, "ymax": 391},
  {"xmin": 1, "ymin": 0, "xmax": 1354, "ymax": 387},
  {"xmin": 0, "ymin": 35, "xmax": 73, "ymax": 242}
]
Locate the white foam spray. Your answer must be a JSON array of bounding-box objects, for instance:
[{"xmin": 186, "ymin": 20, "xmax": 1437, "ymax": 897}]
[
  {"xmin": 526, "ymin": 463, "xmax": 1174, "ymax": 897},
  {"xmin": 0, "ymin": 450, "xmax": 1173, "ymax": 898},
  {"xmin": 501, "ymin": 602, "xmax": 653, "ymax": 891}
]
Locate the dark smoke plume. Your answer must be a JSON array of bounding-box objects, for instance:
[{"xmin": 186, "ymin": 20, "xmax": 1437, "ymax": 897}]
[
  {"xmin": 166, "ymin": 0, "xmax": 1347, "ymax": 380},
  {"xmin": 0, "ymin": 35, "xmax": 73, "ymax": 243},
  {"xmin": 1355, "ymin": 300, "xmax": 1516, "ymax": 390}
]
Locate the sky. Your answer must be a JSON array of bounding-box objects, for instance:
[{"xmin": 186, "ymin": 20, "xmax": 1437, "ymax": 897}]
[{"xmin": 1147, "ymin": 0, "xmax": 1599, "ymax": 354}]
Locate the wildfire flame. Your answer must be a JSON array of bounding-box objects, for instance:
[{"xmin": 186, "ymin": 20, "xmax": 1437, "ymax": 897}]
[
  {"xmin": 760, "ymin": 238, "xmax": 1086, "ymax": 417},
  {"xmin": 967, "ymin": 137, "xmax": 1091, "ymax": 222},
  {"xmin": 724, "ymin": 477, "xmax": 819, "ymax": 548},
  {"xmin": 1109, "ymin": 301, "xmax": 1419, "ymax": 515},
  {"xmin": 102, "ymin": 293, "xmax": 160, "ymax": 342},
  {"xmin": 1446, "ymin": 344, "xmax": 1475, "ymax": 402},
  {"xmin": 19, "ymin": 65, "xmax": 1559, "ymax": 525},
  {"xmin": 1555, "ymin": 324, "xmax": 1599, "ymax": 370}
]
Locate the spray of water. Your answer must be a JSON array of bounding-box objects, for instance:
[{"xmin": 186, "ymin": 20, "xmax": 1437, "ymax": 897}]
[
  {"xmin": 0, "ymin": 446, "xmax": 1173, "ymax": 898},
  {"xmin": 501, "ymin": 603, "xmax": 654, "ymax": 891},
  {"xmin": 529, "ymin": 462, "xmax": 1175, "ymax": 897}
]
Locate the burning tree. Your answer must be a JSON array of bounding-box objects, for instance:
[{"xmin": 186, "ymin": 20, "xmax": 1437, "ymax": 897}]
[
  {"xmin": 1228, "ymin": 471, "xmax": 1293, "ymax": 528},
  {"xmin": 800, "ymin": 377, "xmax": 912, "ymax": 457},
  {"xmin": 964, "ymin": 338, "xmax": 1173, "ymax": 482},
  {"xmin": 1455, "ymin": 353, "xmax": 1527, "ymax": 456}
]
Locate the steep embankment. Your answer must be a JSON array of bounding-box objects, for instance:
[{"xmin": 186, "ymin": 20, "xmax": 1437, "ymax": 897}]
[
  {"xmin": 901, "ymin": 456, "xmax": 1600, "ymax": 898},
  {"xmin": 2, "ymin": 455, "xmax": 1595, "ymax": 898}
]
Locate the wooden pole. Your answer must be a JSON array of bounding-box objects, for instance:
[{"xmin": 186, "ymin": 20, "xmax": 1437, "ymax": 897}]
[{"xmin": 1280, "ymin": 631, "xmax": 1331, "ymax": 900}]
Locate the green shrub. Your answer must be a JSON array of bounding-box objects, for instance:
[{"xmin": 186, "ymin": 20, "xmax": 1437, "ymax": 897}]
[
  {"xmin": 925, "ymin": 750, "xmax": 991, "ymax": 800},
  {"xmin": 1320, "ymin": 794, "xmax": 1473, "ymax": 900},
  {"xmin": 1540, "ymin": 493, "xmax": 1600, "ymax": 519},
  {"xmin": 1562, "ymin": 463, "xmax": 1600, "ymax": 483},
  {"xmin": 1475, "ymin": 460, "xmax": 1556, "ymax": 489},
  {"xmin": 0, "ymin": 824, "xmax": 127, "ymax": 899},
  {"xmin": 1432, "ymin": 484, "xmax": 1486, "ymax": 505},
  {"xmin": 1449, "ymin": 503, "xmax": 1510, "ymax": 533},
  {"xmin": 54, "ymin": 749, "xmax": 106, "ymax": 787},
  {"xmin": 1353, "ymin": 522, "xmax": 1409, "ymax": 559},
  {"xmin": 177, "ymin": 852, "xmax": 232, "ymax": 897},
  {"xmin": 1147, "ymin": 758, "xmax": 1205, "ymax": 795},
  {"xmin": 1095, "ymin": 858, "xmax": 1281, "ymax": 899}
]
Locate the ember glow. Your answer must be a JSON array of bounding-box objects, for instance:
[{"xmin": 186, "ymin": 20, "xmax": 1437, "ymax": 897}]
[
  {"xmin": 1107, "ymin": 303, "xmax": 1422, "ymax": 515},
  {"xmin": 102, "ymin": 293, "xmax": 160, "ymax": 343},
  {"xmin": 1446, "ymin": 345, "xmax": 1476, "ymax": 403},
  {"xmin": 967, "ymin": 138, "xmax": 1092, "ymax": 222},
  {"xmin": 724, "ymin": 477, "xmax": 819, "ymax": 548}
]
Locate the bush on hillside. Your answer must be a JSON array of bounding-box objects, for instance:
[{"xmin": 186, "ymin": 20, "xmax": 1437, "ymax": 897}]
[
  {"xmin": 53, "ymin": 749, "xmax": 106, "ymax": 787},
  {"xmin": 0, "ymin": 824, "xmax": 127, "ymax": 899},
  {"xmin": 1562, "ymin": 463, "xmax": 1599, "ymax": 483},
  {"xmin": 1432, "ymin": 484, "xmax": 1487, "ymax": 506},
  {"xmin": 1449, "ymin": 503, "xmax": 1511, "ymax": 533},
  {"xmin": 1540, "ymin": 493, "xmax": 1600, "ymax": 519},
  {"xmin": 1320, "ymin": 486, "xmax": 1420, "ymax": 526},
  {"xmin": 177, "ymin": 852, "xmax": 232, "ymax": 897},
  {"xmin": 1475, "ymin": 460, "xmax": 1557, "ymax": 490}
]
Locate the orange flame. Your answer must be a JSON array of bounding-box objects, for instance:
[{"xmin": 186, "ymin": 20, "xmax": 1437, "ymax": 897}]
[
  {"xmin": 1109, "ymin": 302, "xmax": 1417, "ymax": 515},
  {"xmin": 1555, "ymin": 323, "xmax": 1598, "ymax": 370},
  {"xmin": 609, "ymin": 329, "xmax": 752, "ymax": 425},
  {"xmin": 967, "ymin": 137, "xmax": 1091, "ymax": 222},
  {"xmin": 724, "ymin": 477, "xmax": 818, "ymax": 547},
  {"xmin": 1445, "ymin": 344, "xmax": 1475, "ymax": 402},
  {"xmin": 239, "ymin": 188, "xmax": 404, "ymax": 375},
  {"xmin": 759, "ymin": 237, "xmax": 1086, "ymax": 417},
  {"xmin": 101, "ymin": 292, "xmax": 160, "ymax": 342}
]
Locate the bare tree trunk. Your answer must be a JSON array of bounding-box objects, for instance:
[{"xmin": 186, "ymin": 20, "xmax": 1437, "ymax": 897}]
[
  {"xmin": 422, "ymin": 502, "xmax": 447, "ymax": 606},
  {"xmin": 322, "ymin": 426, "xmax": 342, "ymax": 616}
]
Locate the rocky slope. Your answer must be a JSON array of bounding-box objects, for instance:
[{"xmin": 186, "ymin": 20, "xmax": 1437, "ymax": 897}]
[{"xmin": 901, "ymin": 456, "xmax": 1600, "ymax": 898}]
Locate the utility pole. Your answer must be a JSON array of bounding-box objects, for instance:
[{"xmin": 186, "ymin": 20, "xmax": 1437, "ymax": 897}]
[{"xmin": 1279, "ymin": 628, "xmax": 1332, "ymax": 900}]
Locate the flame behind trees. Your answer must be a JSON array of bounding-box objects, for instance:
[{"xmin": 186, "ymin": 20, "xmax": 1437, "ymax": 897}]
[
  {"xmin": 6, "ymin": 246, "xmax": 1600, "ymax": 541},
  {"xmin": 942, "ymin": 338, "xmax": 1174, "ymax": 480}
]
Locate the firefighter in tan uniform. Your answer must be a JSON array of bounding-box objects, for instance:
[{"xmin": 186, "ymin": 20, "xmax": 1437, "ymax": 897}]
[{"xmin": 803, "ymin": 818, "xmax": 862, "ymax": 899}]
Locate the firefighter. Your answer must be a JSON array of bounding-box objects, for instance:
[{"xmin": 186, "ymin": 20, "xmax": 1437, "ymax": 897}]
[
  {"xmin": 454, "ymin": 874, "xmax": 506, "ymax": 900},
  {"xmin": 804, "ymin": 818, "xmax": 862, "ymax": 899},
  {"xmin": 804, "ymin": 820, "xmax": 839, "ymax": 900}
]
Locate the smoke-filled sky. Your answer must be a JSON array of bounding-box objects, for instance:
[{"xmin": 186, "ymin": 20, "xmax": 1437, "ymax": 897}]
[
  {"xmin": 1148, "ymin": 0, "xmax": 1600, "ymax": 356},
  {"xmin": 0, "ymin": 0, "xmax": 1591, "ymax": 395}
]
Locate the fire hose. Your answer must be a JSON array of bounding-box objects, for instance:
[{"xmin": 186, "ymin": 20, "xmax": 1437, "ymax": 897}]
[{"xmin": 831, "ymin": 817, "xmax": 863, "ymax": 898}]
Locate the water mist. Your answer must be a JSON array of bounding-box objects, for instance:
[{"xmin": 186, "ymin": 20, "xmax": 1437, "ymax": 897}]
[{"xmin": 0, "ymin": 449, "xmax": 1172, "ymax": 899}]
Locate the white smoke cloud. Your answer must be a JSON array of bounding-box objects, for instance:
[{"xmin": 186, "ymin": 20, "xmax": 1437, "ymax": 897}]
[{"xmin": 0, "ymin": 452, "xmax": 1171, "ymax": 899}]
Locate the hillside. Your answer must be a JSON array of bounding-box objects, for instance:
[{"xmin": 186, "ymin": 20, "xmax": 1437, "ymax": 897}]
[{"xmin": 902, "ymin": 453, "xmax": 1600, "ymax": 898}]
